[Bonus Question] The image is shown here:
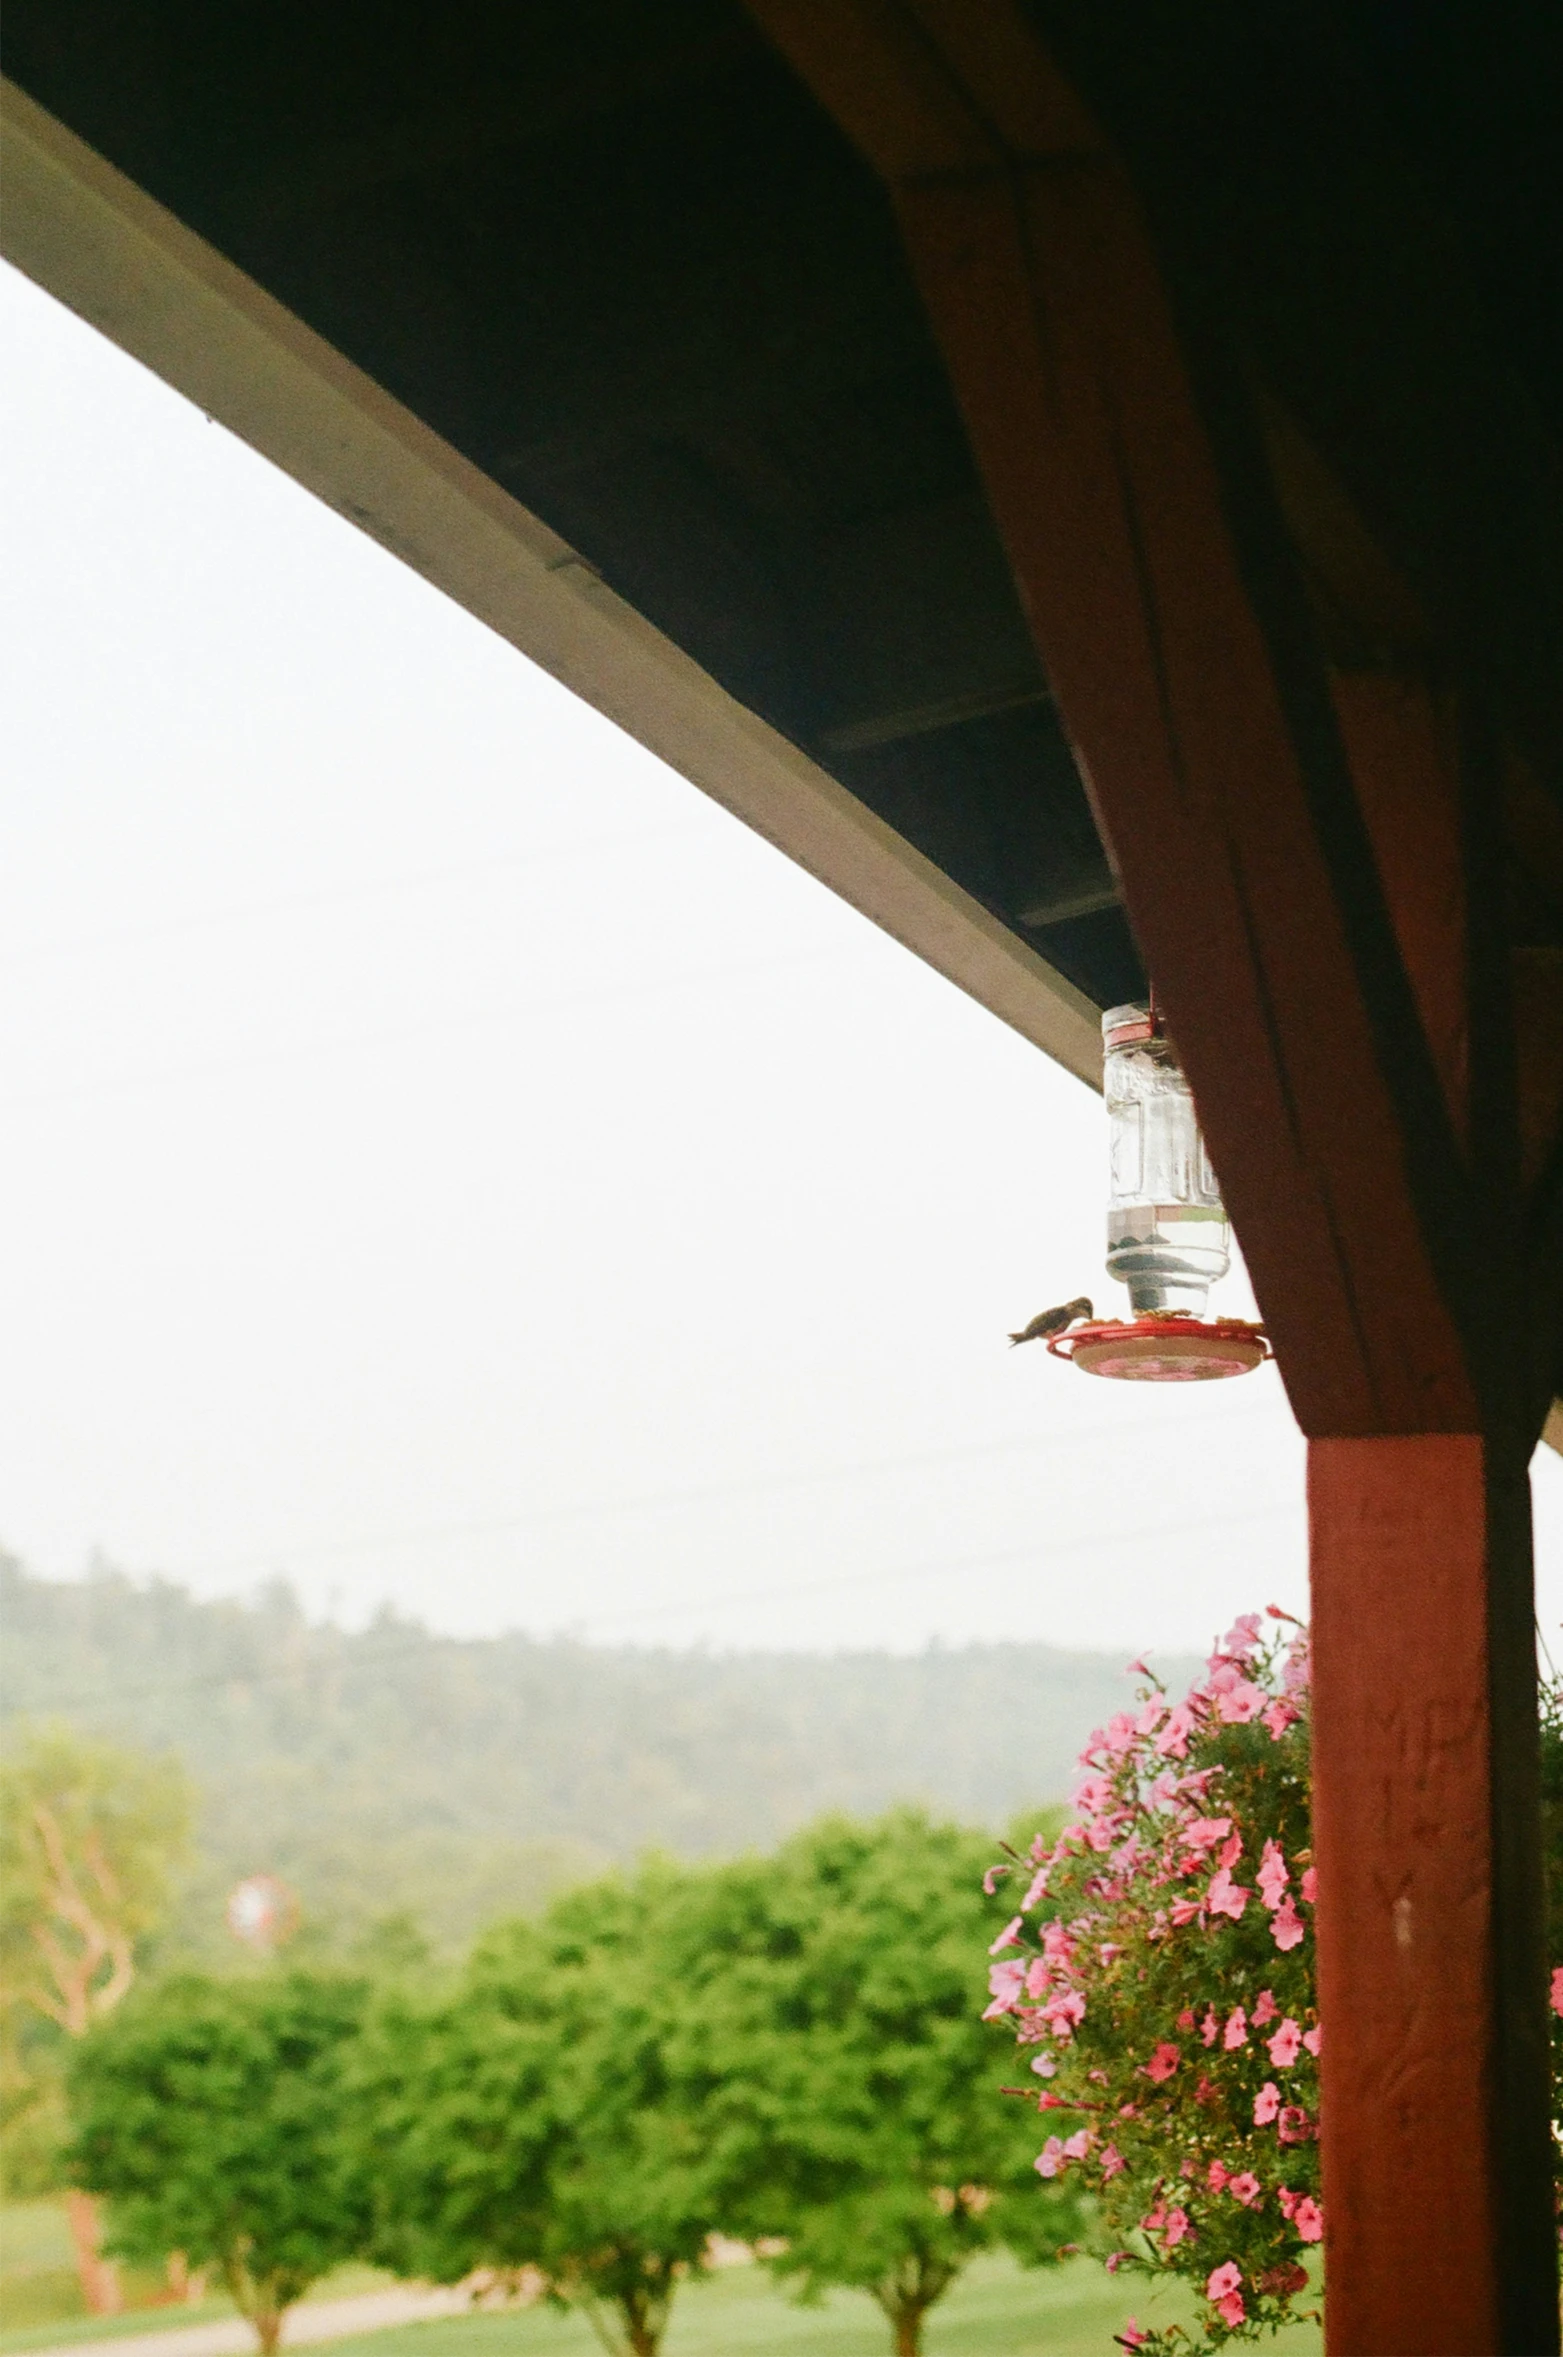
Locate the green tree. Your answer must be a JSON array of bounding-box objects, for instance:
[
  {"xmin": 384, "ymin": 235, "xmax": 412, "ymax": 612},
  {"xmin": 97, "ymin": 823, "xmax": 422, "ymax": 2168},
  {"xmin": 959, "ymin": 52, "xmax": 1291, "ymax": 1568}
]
[
  {"xmin": 670, "ymin": 1808, "xmax": 1087, "ymax": 2357},
  {"xmin": 0, "ymin": 1724, "xmax": 192, "ymax": 2307},
  {"xmin": 67, "ymin": 1971, "xmax": 370, "ymax": 2352},
  {"xmin": 358, "ymin": 1864, "xmax": 720, "ymax": 2357}
]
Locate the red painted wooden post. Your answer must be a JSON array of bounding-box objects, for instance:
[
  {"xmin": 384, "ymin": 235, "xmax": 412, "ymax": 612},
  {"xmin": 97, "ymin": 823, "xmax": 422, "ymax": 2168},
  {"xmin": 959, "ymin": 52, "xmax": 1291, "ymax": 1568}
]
[
  {"xmin": 1308, "ymin": 1436, "xmax": 1549, "ymax": 2352},
  {"xmin": 742, "ymin": 6, "xmax": 1562, "ymax": 2346}
]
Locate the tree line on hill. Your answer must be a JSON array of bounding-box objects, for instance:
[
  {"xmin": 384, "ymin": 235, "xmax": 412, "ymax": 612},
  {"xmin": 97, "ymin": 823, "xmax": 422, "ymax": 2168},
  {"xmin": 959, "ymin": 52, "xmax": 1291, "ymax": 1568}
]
[{"xmin": 0, "ymin": 1550, "xmax": 1201, "ymax": 1961}]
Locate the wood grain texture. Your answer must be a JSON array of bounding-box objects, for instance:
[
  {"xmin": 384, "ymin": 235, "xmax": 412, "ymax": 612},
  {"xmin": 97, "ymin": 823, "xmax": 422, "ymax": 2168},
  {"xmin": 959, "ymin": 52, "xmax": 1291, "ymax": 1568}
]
[
  {"xmin": 1310, "ymin": 1436, "xmax": 1555, "ymax": 2354},
  {"xmin": 894, "ymin": 160, "xmax": 1475, "ymax": 1437},
  {"xmin": 745, "ymin": 7, "xmax": 1562, "ymax": 2341}
]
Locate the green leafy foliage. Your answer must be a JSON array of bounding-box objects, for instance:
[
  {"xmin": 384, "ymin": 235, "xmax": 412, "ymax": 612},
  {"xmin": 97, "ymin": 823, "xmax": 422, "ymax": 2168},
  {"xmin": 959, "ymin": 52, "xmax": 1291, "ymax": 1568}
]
[
  {"xmin": 987, "ymin": 1616, "xmax": 1319, "ymax": 2353},
  {"xmin": 355, "ymin": 1865, "xmax": 721, "ymax": 2357},
  {"xmin": 0, "ymin": 1724, "xmax": 192, "ymax": 2034},
  {"xmin": 66, "ymin": 1971, "xmax": 371, "ymax": 2351},
  {"xmin": 0, "ymin": 1724, "xmax": 192, "ymax": 2212},
  {"xmin": 668, "ymin": 1810, "xmax": 1088, "ymax": 2356}
]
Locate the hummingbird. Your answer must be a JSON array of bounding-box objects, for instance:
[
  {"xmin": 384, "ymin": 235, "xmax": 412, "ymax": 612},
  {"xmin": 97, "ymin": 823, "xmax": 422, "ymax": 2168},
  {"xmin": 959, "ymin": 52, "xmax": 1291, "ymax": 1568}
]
[{"xmin": 1008, "ymin": 1296, "xmax": 1093, "ymax": 1347}]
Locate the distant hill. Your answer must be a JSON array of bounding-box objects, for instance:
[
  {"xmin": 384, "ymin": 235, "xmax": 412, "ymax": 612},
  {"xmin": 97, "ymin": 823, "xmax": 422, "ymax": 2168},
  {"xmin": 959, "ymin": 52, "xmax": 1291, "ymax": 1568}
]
[{"xmin": 0, "ymin": 1552, "xmax": 1202, "ymax": 1959}]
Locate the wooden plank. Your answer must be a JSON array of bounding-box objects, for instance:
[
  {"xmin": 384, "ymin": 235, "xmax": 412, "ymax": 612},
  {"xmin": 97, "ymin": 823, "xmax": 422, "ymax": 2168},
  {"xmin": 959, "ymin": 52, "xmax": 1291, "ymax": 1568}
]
[
  {"xmin": 895, "ymin": 163, "xmax": 1475, "ymax": 1437},
  {"xmin": 0, "ymin": 76, "xmax": 1104, "ymax": 1091},
  {"xmin": 743, "ymin": 12, "xmax": 1561, "ymax": 2349},
  {"xmin": 1310, "ymin": 1436, "xmax": 1555, "ymax": 2354},
  {"xmin": 1331, "ymin": 675, "xmax": 1467, "ymax": 1138},
  {"xmin": 747, "ymin": 0, "xmax": 1477, "ymax": 1439}
]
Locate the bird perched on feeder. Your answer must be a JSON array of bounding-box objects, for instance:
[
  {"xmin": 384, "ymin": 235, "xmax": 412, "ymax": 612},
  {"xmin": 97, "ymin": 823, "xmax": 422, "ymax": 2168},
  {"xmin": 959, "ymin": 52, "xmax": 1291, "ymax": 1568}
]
[{"xmin": 1008, "ymin": 1296, "xmax": 1093, "ymax": 1347}]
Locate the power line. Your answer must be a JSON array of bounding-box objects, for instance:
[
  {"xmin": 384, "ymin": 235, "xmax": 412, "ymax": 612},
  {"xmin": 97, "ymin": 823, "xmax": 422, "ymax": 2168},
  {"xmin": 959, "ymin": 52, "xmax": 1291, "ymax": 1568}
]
[
  {"xmin": 0, "ymin": 820, "xmax": 709, "ymax": 969},
  {"xmin": 0, "ymin": 940, "xmax": 865, "ymax": 1111},
  {"xmin": 147, "ymin": 1395, "xmax": 1282, "ymax": 1580},
  {"xmin": 567, "ymin": 1500, "xmax": 1299, "ymax": 1636}
]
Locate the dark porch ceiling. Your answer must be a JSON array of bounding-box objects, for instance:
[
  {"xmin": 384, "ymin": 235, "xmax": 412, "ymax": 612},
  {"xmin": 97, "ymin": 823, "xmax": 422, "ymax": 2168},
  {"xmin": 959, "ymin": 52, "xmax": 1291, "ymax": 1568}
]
[{"xmin": 4, "ymin": 0, "xmax": 1561, "ymax": 1015}]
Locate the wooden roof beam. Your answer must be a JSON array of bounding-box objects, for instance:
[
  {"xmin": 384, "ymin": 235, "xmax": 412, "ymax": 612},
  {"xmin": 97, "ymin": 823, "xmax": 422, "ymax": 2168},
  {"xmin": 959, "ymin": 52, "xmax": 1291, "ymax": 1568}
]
[{"xmin": 745, "ymin": 6, "xmax": 1563, "ymax": 2344}]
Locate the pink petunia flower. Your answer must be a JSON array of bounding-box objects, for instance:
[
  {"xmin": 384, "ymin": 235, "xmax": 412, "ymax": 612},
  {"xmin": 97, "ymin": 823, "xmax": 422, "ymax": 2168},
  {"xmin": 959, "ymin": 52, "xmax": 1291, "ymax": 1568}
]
[
  {"xmin": 1041, "ymin": 1989, "xmax": 1087, "ymax": 2039},
  {"xmin": 1182, "ymin": 1815, "xmax": 1234, "ymax": 1854},
  {"xmin": 1268, "ymin": 2017, "xmax": 1303, "ymax": 2068},
  {"xmin": 1254, "ymin": 2081, "xmax": 1281, "ymax": 2125},
  {"xmin": 1223, "ymin": 2006, "xmax": 1248, "ymax": 2050},
  {"xmin": 1035, "ymin": 2137, "xmax": 1065, "ymax": 2179},
  {"xmin": 1061, "ymin": 2129, "xmax": 1093, "ymax": 2162},
  {"xmin": 1252, "ymin": 1989, "xmax": 1278, "ymax": 2025},
  {"xmin": 1223, "ymin": 1612, "xmax": 1264, "ymax": 1656},
  {"xmin": 1020, "ymin": 1866, "xmax": 1050, "ymax": 1910},
  {"xmin": 1100, "ymin": 2144, "xmax": 1126, "ymax": 2181},
  {"xmin": 1215, "ymin": 2291, "xmax": 1247, "ymax": 2328},
  {"xmin": 1228, "ymin": 2172, "xmax": 1261, "ymax": 2207},
  {"xmin": 1142, "ymin": 2041, "xmax": 1181, "ymax": 2083},
  {"xmin": 1551, "ymin": 1967, "xmax": 1563, "ymax": 2020},
  {"xmin": 1105, "ymin": 2251, "xmax": 1129, "ymax": 2274},
  {"xmin": 1025, "ymin": 1956, "xmax": 1051, "ymax": 2000},
  {"xmin": 1277, "ymin": 2188, "xmax": 1299, "ymax": 2221},
  {"xmin": 1163, "ymin": 2208, "xmax": 1192, "ymax": 2248},
  {"xmin": 1270, "ymin": 1895, "xmax": 1306, "ymax": 1951},
  {"xmin": 1278, "ymin": 2106, "xmax": 1314, "ymax": 2147},
  {"xmin": 1302, "ymin": 2024, "xmax": 1322, "ymax": 2058},
  {"xmin": 1216, "ymin": 1829, "xmax": 1245, "ymax": 1871},
  {"xmin": 984, "ymin": 1959, "xmax": 1025, "ymax": 2018},
  {"xmin": 1256, "ymin": 1840, "xmax": 1289, "ymax": 1911},
  {"xmin": 1208, "ymin": 1866, "xmax": 1250, "ymax": 1920},
  {"xmin": 1206, "ymin": 2262, "xmax": 1242, "ymax": 2301},
  {"xmin": 1207, "ymin": 2159, "xmax": 1229, "ymax": 2192},
  {"xmin": 1117, "ymin": 2323, "xmax": 1150, "ymax": 2351},
  {"xmin": 1293, "ymin": 2196, "xmax": 1324, "ymax": 2243},
  {"xmin": 1201, "ymin": 2008, "xmax": 1220, "ymax": 2047},
  {"xmin": 1263, "ymin": 1696, "xmax": 1301, "ymax": 1739},
  {"xmin": 1071, "ymin": 1774, "xmax": 1116, "ymax": 1821},
  {"xmin": 1215, "ymin": 1676, "xmax": 1268, "ymax": 1723},
  {"xmin": 982, "ymin": 1864, "xmax": 1010, "ymax": 1896},
  {"xmin": 1169, "ymin": 1898, "xmax": 1201, "ymax": 1926},
  {"xmin": 1176, "ymin": 2007, "xmax": 1197, "ymax": 2031},
  {"xmin": 1156, "ymin": 1703, "xmax": 1196, "ymax": 1759},
  {"xmin": 989, "ymin": 1915, "xmax": 1024, "ymax": 1954},
  {"xmin": 1029, "ymin": 2053, "xmax": 1057, "ymax": 2079}
]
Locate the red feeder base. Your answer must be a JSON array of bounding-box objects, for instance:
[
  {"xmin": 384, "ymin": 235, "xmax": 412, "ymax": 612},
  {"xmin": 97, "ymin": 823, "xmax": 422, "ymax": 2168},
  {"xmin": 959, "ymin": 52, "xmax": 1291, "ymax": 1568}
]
[{"xmin": 1047, "ymin": 1314, "xmax": 1271, "ymax": 1382}]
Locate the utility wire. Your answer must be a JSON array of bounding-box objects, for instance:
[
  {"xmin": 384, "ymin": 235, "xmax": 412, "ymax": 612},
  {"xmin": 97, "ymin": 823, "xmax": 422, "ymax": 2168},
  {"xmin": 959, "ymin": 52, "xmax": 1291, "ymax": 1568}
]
[
  {"xmin": 0, "ymin": 940, "xmax": 864, "ymax": 1111},
  {"xmin": 0, "ymin": 820, "xmax": 710, "ymax": 969},
  {"xmin": 149, "ymin": 1395, "xmax": 1281, "ymax": 1580}
]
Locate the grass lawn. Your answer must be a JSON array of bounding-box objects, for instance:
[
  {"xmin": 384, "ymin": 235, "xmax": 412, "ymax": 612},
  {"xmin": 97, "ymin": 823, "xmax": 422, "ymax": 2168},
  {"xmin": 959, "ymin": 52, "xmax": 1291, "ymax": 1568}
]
[
  {"xmin": 2, "ymin": 2204, "xmax": 1326, "ymax": 2357},
  {"xmin": 0, "ymin": 2202, "xmax": 388, "ymax": 2348},
  {"xmin": 326, "ymin": 2255, "xmax": 1324, "ymax": 2357}
]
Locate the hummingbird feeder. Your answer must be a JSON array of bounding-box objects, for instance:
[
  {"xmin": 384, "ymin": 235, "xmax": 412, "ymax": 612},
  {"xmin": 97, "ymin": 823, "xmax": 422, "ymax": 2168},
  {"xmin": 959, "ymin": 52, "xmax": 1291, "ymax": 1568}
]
[{"xmin": 1047, "ymin": 1001, "xmax": 1270, "ymax": 1382}]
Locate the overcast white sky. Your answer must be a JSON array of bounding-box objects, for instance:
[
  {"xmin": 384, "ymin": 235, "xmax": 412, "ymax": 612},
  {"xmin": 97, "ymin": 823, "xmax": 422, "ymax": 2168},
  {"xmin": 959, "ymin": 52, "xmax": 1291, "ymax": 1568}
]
[{"xmin": 3, "ymin": 258, "xmax": 1559, "ymax": 1659}]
